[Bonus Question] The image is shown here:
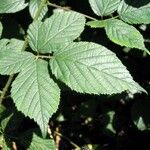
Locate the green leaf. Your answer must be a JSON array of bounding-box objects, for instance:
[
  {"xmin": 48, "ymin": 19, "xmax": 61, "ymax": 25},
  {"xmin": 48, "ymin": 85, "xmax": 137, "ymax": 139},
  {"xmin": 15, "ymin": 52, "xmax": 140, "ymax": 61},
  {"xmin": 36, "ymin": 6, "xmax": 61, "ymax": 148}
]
[
  {"xmin": 6, "ymin": 39, "xmax": 25, "ymax": 52},
  {"xmin": 50, "ymin": 42, "xmax": 145, "ymax": 95},
  {"xmin": 105, "ymin": 111, "xmax": 116, "ymax": 133},
  {"xmin": 11, "ymin": 59, "xmax": 60, "ymax": 137},
  {"xmin": 105, "ymin": 19, "xmax": 146, "ymax": 50},
  {"xmin": 0, "ymin": 114, "xmax": 13, "ymax": 132},
  {"xmin": 118, "ymin": 1, "xmax": 150, "ymax": 24},
  {"xmin": 28, "ymin": 133, "xmax": 56, "ymax": 150},
  {"xmin": 132, "ymin": 99, "xmax": 150, "ymax": 131},
  {"xmin": 86, "ymin": 20, "xmax": 107, "ymax": 28},
  {"xmin": 20, "ymin": 129, "xmax": 56, "ymax": 150},
  {"xmin": 27, "ymin": 11, "xmax": 85, "ymax": 53},
  {"xmin": 0, "ymin": 50, "xmax": 35, "ymax": 75},
  {"xmin": 0, "ymin": 22, "xmax": 3, "ymax": 38},
  {"xmin": 0, "ymin": 0, "xmax": 28, "ymax": 13},
  {"xmin": 0, "ymin": 39, "xmax": 10, "ymax": 50},
  {"xmin": 29, "ymin": 0, "xmax": 48, "ymax": 20},
  {"xmin": 89, "ymin": 0, "xmax": 120, "ymax": 16},
  {"xmin": 0, "ymin": 39, "xmax": 24, "ymax": 52},
  {"xmin": 0, "ymin": 135, "xmax": 11, "ymax": 150}
]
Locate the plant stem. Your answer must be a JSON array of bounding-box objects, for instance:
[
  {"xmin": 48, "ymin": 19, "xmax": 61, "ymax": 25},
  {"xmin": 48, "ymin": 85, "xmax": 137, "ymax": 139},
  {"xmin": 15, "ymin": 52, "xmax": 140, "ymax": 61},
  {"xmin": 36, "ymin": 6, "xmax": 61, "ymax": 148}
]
[
  {"xmin": 54, "ymin": 130, "xmax": 80, "ymax": 149},
  {"xmin": 0, "ymin": 75, "xmax": 14, "ymax": 104},
  {"xmin": 47, "ymin": 1, "xmax": 97, "ymax": 21},
  {"xmin": 34, "ymin": 0, "xmax": 48, "ymax": 21},
  {"xmin": 37, "ymin": 55, "xmax": 52, "ymax": 59}
]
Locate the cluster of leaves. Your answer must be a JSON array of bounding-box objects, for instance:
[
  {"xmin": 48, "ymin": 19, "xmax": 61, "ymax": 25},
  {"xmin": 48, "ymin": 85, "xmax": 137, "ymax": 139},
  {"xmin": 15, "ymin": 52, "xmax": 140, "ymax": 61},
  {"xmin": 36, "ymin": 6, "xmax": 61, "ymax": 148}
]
[{"xmin": 0, "ymin": 0, "xmax": 150, "ymax": 149}]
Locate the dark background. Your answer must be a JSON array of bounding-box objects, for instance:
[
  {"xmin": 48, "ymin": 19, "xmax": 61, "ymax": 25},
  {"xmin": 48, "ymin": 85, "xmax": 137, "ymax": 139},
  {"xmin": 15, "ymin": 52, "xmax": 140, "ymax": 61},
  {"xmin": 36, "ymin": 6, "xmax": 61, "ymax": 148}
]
[{"xmin": 0, "ymin": 0, "xmax": 150, "ymax": 150}]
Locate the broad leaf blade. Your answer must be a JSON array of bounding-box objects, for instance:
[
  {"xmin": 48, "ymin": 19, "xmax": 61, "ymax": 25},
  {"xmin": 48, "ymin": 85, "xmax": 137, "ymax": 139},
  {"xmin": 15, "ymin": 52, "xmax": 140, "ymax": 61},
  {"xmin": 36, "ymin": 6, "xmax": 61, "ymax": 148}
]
[
  {"xmin": 0, "ymin": 50, "xmax": 35, "ymax": 75},
  {"xmin": 11, "ymin": 59, "xmax": 60, "ymax": 137},
  {"xmin": 29, "ymin": 0, "xmax": 48, "ymax": 20},
  {"xmin": 6, "ymin": 39, "xmax": 25, "ymax": 52},
  {"xmin": 0, "ymin": 0, "xmax": 28, "ymax": 13},
  {"xmin": 27, "ymin": 11, "xmax": 85, "ymax": 53},
  {"xmin": 50, "ymin": 42, "xmax": 145, "ymax": 95},
  {"xmin": 89, "ymin": 0, "xmax": 120, "ymax": 16},
  {"xmin": 0, "ymin": 39, "xmax": 10, "ymax": 50},
  {"xmin": 105, "ymin": 19, "xmax": 146, "ymax": 50},
  {"xmin": 0, "ymin": 39, "xmax": 24, "ymax": 52},
  {"xmin": 118, "ymin": 1, "xmax": 150, "ymax": 24}
]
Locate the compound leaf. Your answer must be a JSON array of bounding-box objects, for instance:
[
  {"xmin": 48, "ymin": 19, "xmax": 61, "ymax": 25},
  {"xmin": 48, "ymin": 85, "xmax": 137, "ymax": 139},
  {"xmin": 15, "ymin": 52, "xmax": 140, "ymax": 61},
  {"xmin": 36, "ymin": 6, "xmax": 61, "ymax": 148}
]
[
  {"xmin": 50, "ymin": 42, "xmax": 145, "ymax": 95},
  {"xmin": 105, "ymin": 19, "xmax": 146, "ymax": 51},
  {"xmin": 27, "ymin": 11, "xmax": 85, "ymax": 53},
  {"xmin": 29, "ymin": 0, "xmax": 48, "ymax": 20},
  {"xmin": 11, "ymin": 59, "xmax": 60, "ymax": 137},
  {"xmin": 89, "ymin": 0, "xmax": 120, "ymax": 16},
  {"xmin": 118, "ymin": 1, "xmax": 150, "ymax": 24},
  {"xmin": 0, "ymin": 0, "xmax": 28, "ymax": 13}
]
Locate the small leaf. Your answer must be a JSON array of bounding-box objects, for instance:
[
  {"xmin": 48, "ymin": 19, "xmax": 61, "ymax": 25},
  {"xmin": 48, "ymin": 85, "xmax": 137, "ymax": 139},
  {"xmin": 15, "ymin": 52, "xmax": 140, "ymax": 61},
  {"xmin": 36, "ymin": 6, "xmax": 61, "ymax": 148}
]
[
  {"xmin": 118, "ymin": 1, "xmax": 150, "ymax": 24},
  {"xmin": 50, "ymin": 42, "xmax": 145, "ymax": 95},
  {"xmin": 0, "ymin": 135, "xmax": 11, "ymax": 150},
  {"xmin": 28, "ymin": 133, "xmax": 56, "ymax": 150},
  {"xmin": 0, "ymin": 50, "xmax": 35, "ymax": 75},
  {"xmin": 132, "ymin": 99, "xmax": 150, "ymax": 131},
  {"xmin": 89, "ymin": 0, "xmax": 120, "ymax": 16},
  {"xmin": 86, "ymin": 20, "xmax": 107, "ymax": 28},
  {"xmin": 27, "ymin": 11, "xmax": 85, "ymax": 53},
  {"xmin": 20, "ymin": 130, "xmax": 56, "ymax": 150},
  {"xmin": 0, "ymin": 114, "xmax": 13, "ymax": 132},
  {"xmin": 11, "ymin": 59, "xmax": 60, "ymax": 137},
  {"xmin": 0, "ymin": 0, "xmax": 28, "ymax": 13},
  {"xmin": 0, "ymin": 22, "xmax": 3, "ymax": 38},
  {"xmin": 105, "ymin": 111, "xmax": 116, "ymax": 133},
  {"xmin": 29, "ymin": 0, "xmax": 48, "ymax": 20},
  {"xmin": 105, "ymin": 19, "xmax": 146, "ymax": 50}
]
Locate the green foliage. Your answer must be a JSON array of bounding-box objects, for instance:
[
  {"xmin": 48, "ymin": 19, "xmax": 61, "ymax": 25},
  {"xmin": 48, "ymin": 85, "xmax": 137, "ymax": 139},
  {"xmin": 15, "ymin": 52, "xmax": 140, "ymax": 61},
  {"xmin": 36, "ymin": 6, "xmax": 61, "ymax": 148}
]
[
  {"xmin": 0, "ymin": 0, "xmax": 28, "ymax": 13},
  {"xmin": 132, "ymin": 99, "xmax": 150, "ymax": 131},
  {"xmin": 105, "ymin": 19, "xmax": 146, "ymax": 50},
  {"xmin": 28, "ymin": 133, "xmax": 56, "ymax": 150},
  {"xmin": 50, "ymin": 42, "xmax": 145, "ymax": 94},
  {"xmin": 0, "ymin": 22, "xmax": 2, "ymax": 38},
  {"xmin": 11, "ymin": 59, "xmax": 60, "ymax": 137},
  {"xmin": 20, "ymin": 130, "xmax": 56, "ymax": 150},
  {"xmin": 0, "ymin": 0, "xmax": 149, "ymax": 149},
  {"xmin": 27, "ymin": 11, "xmax": 85, "ymax": 53},
  {"xmin": 0, "ymin": 50, "xmax": 35, "ymax": 75},
  {"xmin": 86, "ymin": 20, "xmax": 107, "ymax": 28},
  {"xmin": 118, "ymin": 0, "xmax": 150, "ymax": 24},
  {"xmin": 89, "ymin": 0, "xmax": 120, "ymax": 16},
  {"xmin": 29, "ymin": 0, "xmax": 48, "ymax": 20}
]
